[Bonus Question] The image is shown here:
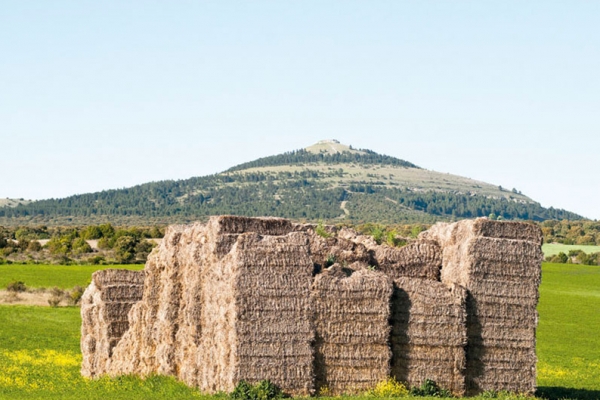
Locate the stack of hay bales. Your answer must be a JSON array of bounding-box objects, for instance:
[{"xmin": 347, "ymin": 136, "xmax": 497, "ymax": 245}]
[
  {"xmin": 80, "ymin": 269, "xmax": 144, "ymax": 377},
  {"xmin": 80, "ymin": 215, "xmax": 543, "ymax": 397},
  {"xmin": 200, "ymin": 230, "xmax": 314, "ymax": 395},
  {"xmin": 109, "ymin": 215, "xmax": 312, "ymax": 394},
  {"xmin": 422, "ymin": 218, "xmax": 543, "ymax": 395},
  {"xmin": 391, "ymin": 277, "xmax": 467, "ymax": 396},
  {"xmin": 311, "ymin": 264, "xmax": 393, "ymax": 395}
]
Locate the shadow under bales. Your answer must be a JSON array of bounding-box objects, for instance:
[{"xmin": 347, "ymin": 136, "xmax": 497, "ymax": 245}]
[{"xmin": 537, "ymin": 386, "xmax": 600, "ymax": 400}]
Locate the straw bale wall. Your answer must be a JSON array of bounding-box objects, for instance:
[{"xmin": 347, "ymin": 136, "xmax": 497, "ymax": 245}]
[
  {"xmin": 201, "ymin": 231, "xmax": 315, "ymax": 395},
  {"xmin": 423, "ymin": 218, "xmax": 542, "ymax": 395},
  {"xmin": 81, "ymin": 215, "xmax": 541, "ymax": 397},
  {"xmin": 311, "ymin": 265, "xmax": 393, "ymax": 395},
  {"xmin": 80, "ymin": 269, "xmax": 144, "ymax": 377},
  {"xmin": 391, "ymin": 277, "xmax": 467, "ymax": 396}
]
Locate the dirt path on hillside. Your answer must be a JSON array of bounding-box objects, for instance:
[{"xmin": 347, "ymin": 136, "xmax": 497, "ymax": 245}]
[{"xmin": 340, "ymin": 201, "xmax": 349, "ymax": 216}]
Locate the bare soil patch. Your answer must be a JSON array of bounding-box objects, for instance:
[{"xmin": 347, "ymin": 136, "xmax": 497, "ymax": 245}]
[{"xmin": 0, "ymin": 290, "xmax": 53, "ymax": 306}]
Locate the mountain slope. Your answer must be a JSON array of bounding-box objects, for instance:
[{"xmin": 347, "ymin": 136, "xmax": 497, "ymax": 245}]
[
  {"xmin": 0, "ymin": 198, "xmax": 31, "ymax": 208},
  {"xmin": 0, "ymin": 140, "xmax": 582, "ymax": 226}
]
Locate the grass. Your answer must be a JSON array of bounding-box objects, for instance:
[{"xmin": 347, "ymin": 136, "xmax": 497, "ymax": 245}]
[
  {"xmin": 0, "ymin": 306, "xmax": 210, "ymax": 400},
  {"xmin": 536, "ymin": 263, "xmax": 600, "ymax": 398},
  {"xmin": 0, "ymin": 264, "xmax": 144, "ymax": 289},
  {"xmin": 0, "ymin": 263, "xmax": 599, "ymax": 399},
  {"xmin": 542, "ymin": 243, "xmax": 600, "ymax": 257}
]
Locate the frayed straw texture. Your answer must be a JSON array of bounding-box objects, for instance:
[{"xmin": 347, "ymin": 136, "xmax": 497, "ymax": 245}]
[
  {"xmin": 472, "ymin": 219, "xmax": 543, "ymax": 245},
  {"xmin": 209, "ymin": 215, "xmax": 293, "ymax": 236},
  {"xmin": 425, "ymin": 218, "xmax": 543, "ymax": 395},
  {"xmin": 106, "ymin": 217, "xmax": 314, "ymax": 394},
  {"xmin": 108, "ymin": 222, "xmax": 206, "ymax": 380},
  {"xmin": 309, "ymin": 235, "xmax": 371, "ymax": 272},
  {"xmin": 311, "ymin": 266, "xmax": 393, "ymax": 395},
  {"xmin": 337, "ymin": 227, "xmax": 441, "ymax": 281},
  {"xmin": 373, "ymin": 241, "xmax": 441, "ymax": 281},
  {"xmin": 224, "ymin": 232, "xmax": 314, "ymax": 395},
  {"xmin": 81, "ymin": 269, "xmax": 145, "ymax": 378},
  {"xmin": 391, "ymin": 277, "xmax": 467, "ymax": 396}
]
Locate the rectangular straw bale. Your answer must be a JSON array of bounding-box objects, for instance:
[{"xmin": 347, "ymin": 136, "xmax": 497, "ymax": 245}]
[
  {"xmin": 391, "ymin": 277, "xmax": 467, "ymax": 396},
  {"xmin": 199, "ymin": 231, "xmax": 314, "ymax": 396},
  {"xmin": 373, "ymin": 241, "xmax": 441, "ymax": 281},
  {"xmin": 472, "ymin": 219, "xmax": 543, "ymax": 244},
  {"xmin": 312, "ymin": 266, "xmax": 393, "ymax": 395},
  {"xmin": 81, "ymin": 269, "xmax": 145, "ymax": 378},
  {"xmin": 209, "ymin": 215, "xmax": 293, "ymax": 236},
  {"xmin": 433, "ymin": 219, "xmax": 542, "ymax": 395},
  {"xmin": 92, "ymin": 269, "xmax": 145, "ymax": 288}
]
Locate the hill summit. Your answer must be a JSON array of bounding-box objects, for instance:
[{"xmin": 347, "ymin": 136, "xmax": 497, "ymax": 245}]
[
  {"xmin": 0, "ymin": 141, "xmax": 582, "ymax": 226},
  {"xmin": 305, "ymin": 139, "xmax": 365, "ymax": 155}
]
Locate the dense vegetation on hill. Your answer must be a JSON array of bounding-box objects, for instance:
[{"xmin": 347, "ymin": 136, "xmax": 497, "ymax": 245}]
[
  {"xmin": 0, "ymin": 145, "xmax": 583, "ymax": 226},
  {"xmin": 226, "ymin": 148, "xmax": 420, "ymax": 172}
]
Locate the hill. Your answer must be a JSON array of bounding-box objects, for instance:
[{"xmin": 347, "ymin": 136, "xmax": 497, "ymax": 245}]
[
  {"xmin": 0, "ymin": 198, "xmax": 31, "ymax": 208},
  {"xmin": 0, "ymin": 140, "xmax": 582, "ymax": 226}
]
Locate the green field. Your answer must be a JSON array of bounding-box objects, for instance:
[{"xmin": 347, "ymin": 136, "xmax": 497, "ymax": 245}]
[
  {"xmin": 0, "ymin": 263, "xmax": 599, "ymax": 399},
  {"xmin": 0, "ymin": 264, "xmax": 144, "ymax": 289},
  {"xmin": 542, "ymin": 243, "xmax": 600, "ymax": 257},
  {"xmin": 0, "ymin": 306, "xmax": 209, "ymax": 400},
  {"xmin": 536, "ymin": 263, "xmax": 600, "ymax": 398}
]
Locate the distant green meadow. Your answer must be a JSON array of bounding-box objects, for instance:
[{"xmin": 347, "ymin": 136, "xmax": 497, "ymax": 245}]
[
  {"xmin": 0, "ymin": 264, "xmax": 144, "ymax": 290},
  {"xmin": 542, "ymin": 243, "xmax": 600, "ymax": 257},
  {"xmin": 0, "ymin": 263, "xmax": 599, "ymax": 399}
]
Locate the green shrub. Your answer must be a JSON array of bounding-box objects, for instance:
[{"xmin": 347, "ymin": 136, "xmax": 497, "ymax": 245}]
[
  {"xmin": 72, "ymin": 238, "xmax": 92, "ymax": 255},
  {"xmin": 230, "ymin": 380, "xmax": 284, "ymax": 400},
  {"xmin": 410, "ymin": 225, "xmax": 425, "ymax": 238},
  {"xmin": 231, "ymin": 380, "xmax": 253, "ymax": 400},
  {"xmin": 87, "ymin": 255, "xmax": 106, "ymax": 265},
  {"xmin": 6, "ymin": 281, "xmax": 27, "ymax": 292},
  {"xmin": 27, "ymin": 240, "xmax": 42, "ymax": 252},
  {"xmin": 324, "ymin": 254, "xmax": 336, "ymax": 268},
  {"xmin": 45, "ymin": 237, "xmax": 71, "ymax": 255},
  {"xmin": 385, "ymin": 229, "xmax": 407, "ymax": 247},
  {"xmin": 2, "ymin": 246, "xmax": 15, "ymax": 256},
  {"xmin": 549, "ymin": 252, "xmax": 569, "ymax": 264},
  {"xmin": 67, "ymin": 286, "xmax": 84, "ymax": 306},
  {"xmin": 371, "ymin": 225, "xmax": 385, "ymax": 244},
  {"xmin": 48, "ymin": 287, "xmax": 65, "ymax": 307},
  {"xmin": 315, "ymin": 222, "xmax": 331, "ymax": 239},
  {"xmin": 135, "ymin": 239, "xmax": 156, "ymax": 262},
  {"xmin": 114, "ymin": 236, "xmax": 138, "ymax": 263},
  {"xmin": 410, "ymin": 379, "xmax": 451, "ymax": 397}
]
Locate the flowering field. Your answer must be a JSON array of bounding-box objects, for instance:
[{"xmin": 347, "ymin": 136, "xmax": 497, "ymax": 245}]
[
  {"xmin": 0, "ymin": 263, "xmax": 599, "ymax": 399},
  {"xmin": 0, "ymin": 306, "xmax": 210, "ymax": 399}
]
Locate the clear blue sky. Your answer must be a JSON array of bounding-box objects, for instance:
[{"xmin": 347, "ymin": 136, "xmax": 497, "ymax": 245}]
[{"xmin": 1, "ymin": 1, "xmax": 598, "ymax": 219}]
